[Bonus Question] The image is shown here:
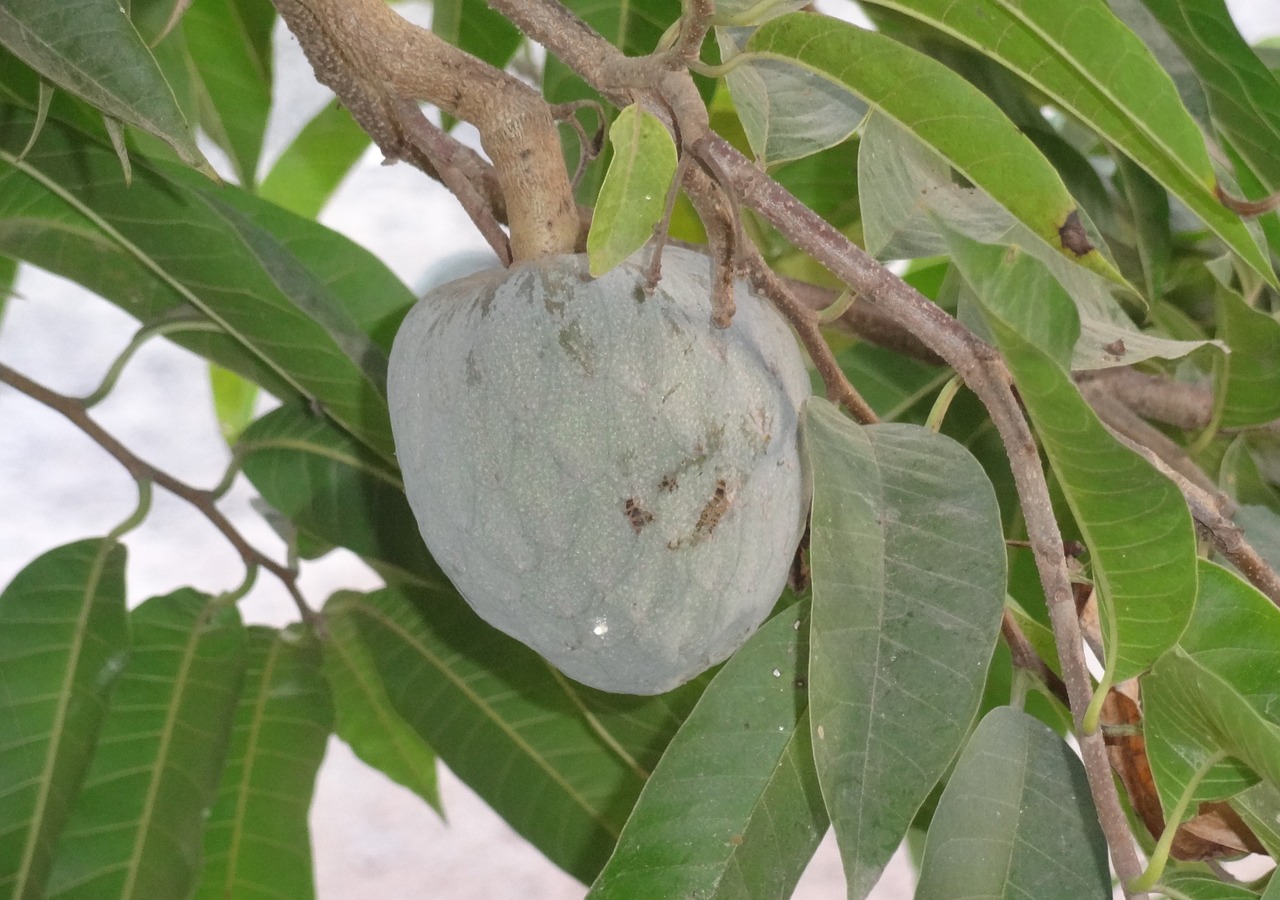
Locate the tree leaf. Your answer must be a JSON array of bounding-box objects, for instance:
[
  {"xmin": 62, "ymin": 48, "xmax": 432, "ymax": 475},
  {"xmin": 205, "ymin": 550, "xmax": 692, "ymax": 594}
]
[
  {"xmin": 542, "ymin": 0, "xmax": 684, "ymax": 200},
  {"xmin": 1135, "ymin": 0, "xmax": 1280, "ymax": 197},
  {"xmin": 430, "ymin": 0, "xmax": 522, "ymax": 72},
  {"xmin": 0, "ymin": 0, "xmax": 208, "ymax": 171},
  {"xmin": 194, "ymin": 625, "xmax": 332, "ymax": 900},
  {"xmin": 949, "ymin": 234, "xmax": 1198, "ymax": 682},
  {"xmin": 236, "ymin": 403, "xmax": 443, "ymax": 586},
  {"xmin": 858, "ymin": 113, "xmax": 1214, "ymax": 369},
  {"xmin": 856, "ymin": 0, "xmax": 1276, "ymax": 287},
  {"xmin": 0, "ymin": 539, "xmax": 128, "ymax": 899},
  {"xmin": 744, "ymin": 13, "xmax": 1118, "ymax": 280},
  {"xmin": 179, "ymin": 0, "xmax": 275, "ymax": 186},
  {"xmin": 915, "ymin": 707, "xmax": 1111, "ymax": 900},
  {"xmin": 1144, "ymin": 560, "xmax": 1280, "ymax": 820},
  {"xmin": 586, "ymin": 104, "xmax": 677, "ymax": 276},
  {"xmin": 0, "ymin": 112, "xmax": 406, "ymax": 461},
  {"xmin": 331, "ymin": 585, "xmax": 704, "ymax": 884},
  {"xmin": 209, "ymin": 363, "xmax": 259, "ymax": 445},
  {"xmin": 258, "ymin": 101, "xmax": 371, "ymax": 219},
  {"xmin": 1113, "ymin": 151, "xmax": 1173, "ymax": 301},
  {"xmin": 1233, "ymin": 780, "xmax": 1280, "ymax": 859},
  {"xmin": 587, "ymin": 600, "xmax": 825, "ymax": 900},
  {"xmin": 802, "ymin": 399, "xmax": 1007, "ymax": 898},
  {"xmin": 46, "ymin": 591, "xmax": 245, "ymax": 900},
  {"xmin": 1219, "ymin": 438, "xmax": 1280, "ymax": 577},
  {"xmin": 718, "ymin": 24, "xmax": 868, "ymax": 166},
  {"xmin": 1217, "ymin": 288, "xmax": 1280, "ymax": 428},
  {"xmin": 1159, "ymin": 872, "xmax": 1264, "ymax": 900},
  {"xmin": 321, "ymin": 593, "xmax": 441, "ymax": 814}
]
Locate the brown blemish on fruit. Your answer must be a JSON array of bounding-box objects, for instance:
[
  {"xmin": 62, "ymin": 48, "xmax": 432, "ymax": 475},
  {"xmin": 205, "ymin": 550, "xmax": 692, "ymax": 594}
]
[
  {"xmin": 658, "ymin": 474, "xmax": 678, "ymax": 492},
  {"xmin": 624, "ymin": 497, "xmax": 654, "ymax": 533},
  {"xmin": 695, "ymin": 478, "xmax": 730, "ymax": 536},
  {"xmin": 1058, "ymin": 210, "xmax": 1093, "ymax": 257}
]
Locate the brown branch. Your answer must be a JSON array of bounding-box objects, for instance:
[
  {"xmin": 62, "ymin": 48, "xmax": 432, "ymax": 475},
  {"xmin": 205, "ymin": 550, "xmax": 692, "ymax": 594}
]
[
  {"xmin": 1111, "ymin": 429, "xmax": 1280, "ymax": 608},
  {"xmin": 1002, "ymin": 608, "xmax": 1070, "ymax": 709},
  {"xmin": 0, "ymin": 362, "xmax": 319, "ymax": 627},
  {"xmin": 1075, "ymin": 368, "xmax": 1213, "ymax": 431},
  {"xmin": 272, "ymin": 0, "xmax": 577, "ymax": 260}
]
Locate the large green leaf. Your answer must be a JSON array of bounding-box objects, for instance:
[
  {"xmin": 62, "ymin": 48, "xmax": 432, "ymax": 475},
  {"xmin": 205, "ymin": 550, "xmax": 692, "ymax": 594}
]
[
  {"xmin": 1144, "ymin": 561, "xmax": 1280, "ymax": 821},
  {"xmin": 802, "ymin": 399, "xmax": 1006, "ymax": 898},
  {"xmin": 0, "ymin": 112, "xmax": 408, "ymax": 461},
  {"xmin": 915, "ymin": 707, "xmax": 1111, "ymax": 900},
  {"xmin": 1136, "ymin": 0, "xmax": 1280, "ymax": 197},
  {"xmin": 178, "ymin": 0, "xmax": 274, "ymax": 186},
  {"xmin": 194, "ymin": 626, "xmax": 332, "ymax": 900},
  {"xmin": 587, "ymin": 601, "xmax": 825, "ymax": 899},
  {"xmin": 856, "ymin": 0, "xmax": 1276, "ymax": 286},
  {"xmin": 331, "ymin": 585, "xmax": 704, "ymax": 883},
  {"xmin": 950, "ymin": 235, "xmax": 1198, "ymax": 683},
  {"xmin": 858, "ymin": 113, "xmax": 1212, "ymax": 369},
  {"xmin": 321, "ymin": 594, "xmax": 441, "ymax": 813},
  {"xmin": 1158, "ymin": 873, "xmax": 1264, "ymax": 900},
  {"xmin": 258, "ymin": 102, "xmax": 371, "ymax": 219},
  {"xmin": 744, "ymin": 13, "xmax": 1117, "ymax": 281},
  {"xmin": 1234, "ymin": 780, "xmax": 1280, "ymax": 860},
  {"xmin": 46, "ymin": 592, "xmax": 245, "ymax": 900},
  {"xmin": 586, "ymin": 103, "xmax": 677, "ymax": 276},
  {"xmin": 236, "ymin": 403, "xmax": 442, "ymax": 585},
  {"xmin": 0, "ymin": 0, "xmax": 207, "ymax": 170},
  {"xmin": 0, "ymin": 539, "xmax": 128, "ymax": 899},
  {"xmin": 1217, "ymin": 288, "xmax": 1280, "ymax": 428}
]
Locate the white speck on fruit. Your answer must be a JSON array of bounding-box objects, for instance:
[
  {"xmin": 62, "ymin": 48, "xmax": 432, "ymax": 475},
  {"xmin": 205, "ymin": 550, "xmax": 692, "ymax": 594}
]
[
  {"xmin": 592, "ymin": 618, "xmax": 609, "ymax": 637},
  {"xmin": 772, "ymin": 668, "xmax": 781, "ymax": 677}
]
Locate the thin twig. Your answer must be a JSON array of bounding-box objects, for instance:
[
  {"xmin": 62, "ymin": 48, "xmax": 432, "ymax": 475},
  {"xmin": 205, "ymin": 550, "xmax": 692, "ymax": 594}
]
[
  {"xmin": 0, "ymin": 361, "xmax": 319, "ymax": 627},
  {"xmin": 668, "ymin": 0, "xmax": 715, "ymax": 65},
  {"xmin": 392, "ymin": 98, "xmax": 513, "ymax": 265},
  {"xmin": 1001, "ymin": 609, "xmax": 1070, "ymax": 708},
  {"xmin": 1112, "ymin": 429, "xmax": 1280, "ymax": 607},
  {"xmin": 740, "ymin": 252, "xmax": 878, "ymax": 425}
]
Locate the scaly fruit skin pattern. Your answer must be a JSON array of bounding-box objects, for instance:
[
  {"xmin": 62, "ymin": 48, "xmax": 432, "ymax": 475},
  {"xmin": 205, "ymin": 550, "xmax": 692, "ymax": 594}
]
[{"xmin": 388, "ymin": 247, "xmax": 811, "ymax": 694}]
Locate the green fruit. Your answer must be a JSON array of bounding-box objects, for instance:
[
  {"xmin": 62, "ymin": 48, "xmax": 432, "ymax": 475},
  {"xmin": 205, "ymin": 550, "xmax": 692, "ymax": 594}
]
[{"xmin": 388, "ymin": 247, "xmax": 811, "ymax": 694}]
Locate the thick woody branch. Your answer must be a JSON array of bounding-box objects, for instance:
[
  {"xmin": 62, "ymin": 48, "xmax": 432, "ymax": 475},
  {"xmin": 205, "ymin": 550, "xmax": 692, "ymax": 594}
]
[
  {"xmin": 1076, "ymin": 368, "xmax": 1213, "ymax": 431},
  {"xmin": 272, "ymin": 0, "xmax": 578, "ymax": 260}
]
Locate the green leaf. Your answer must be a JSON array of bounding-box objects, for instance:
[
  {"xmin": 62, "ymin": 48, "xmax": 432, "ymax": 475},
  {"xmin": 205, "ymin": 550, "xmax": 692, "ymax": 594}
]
[
  {"xmin": 1114, "ymin": 152, "xmax": 1173, "ymax": 301},
  {"xmin": 236, "ymin": 403, "xmax": 442, "ymax": 585},
  {"xmin": 195, "ymin": 626, "xmax": 332, "ymax": 900},
  {"xmin": 209, "ymin": 363, "xmax": 259, "ymax": 445},
  {"xmin": 856, "ymin": 0, "xmax": 1276, "ymax": 287},
  {"xmin": 915, "ymin": 707, "xmax": 1111, "ymax": 900},
  {"xmin": 46, "ymin": 592, "xmax": 245, "ymax": 900},
  {"xmin": 0, "ymin": 0, "xmax": 209, "ymax": 171},
  {"xmin": 802, "ymin": 399, "xmax": 1006, "ymax": 897},
  {"xmin": 543, "ymin": 0, "xmax": 683, "ymax": 200},
  {"xmin": 1159, "ymin": 872, "xmax": 1263, "ymax": 900},
  {"xmin": 949, "ymin": 235, "xmax": 1198, "ymax": 682},
  {"xmin": 321, "ymin": 594, "xmax": 441, "ymax": 814},
  {"xmin": 1145, "ymin": 560, "xmax": 1280, "ymax": 821},
  {"xmin": 431, "ymin": 0, "xmax": 522, "ymax": 72},
  {"xmin": 587, "ymin": 600, "xmax": 825, "ymax": 899},
  {"xmin": 1219, "ymin": 437, "xmax": 1280, "ymax": 577},
  {"xmin": 180, "ymin": 0, "xmax": 274, "ymax": 186},
  {"xmin": 0, "ymin": 112, "xmax": 407, "ymax": 461},
  {"xmin": 1233, "ymin": 780, "xmax": 1280, "ymax": 859},
  {"xmin": 586, "ymin": 104, "xmax": 677, "ymax": 276},
  {"xmin": 0, "ymin": 539, "xmax": 128, "ymax": 899},
  {"xmin": 1217, "ymin": 288, "xmax": 1280, "ymax": 428},
  {"xmin": 718, "ymin": 24, "xmax": 868, "ymax": 165},
  {"xmin": 333, "ymin": 585, "xmax": 703, "ymax": 883},
  {"xmin": 858, "ymin": 113, "xmax": 1213, "ymax": 369},
  {"xmin": 258, "ymin": 102, "xmax": 371, "ymax": 219},
  {"xmin": 1136, "ymin": 0, "xmax": 1280, "ymax": 197},
  {"xmin": 745, "ymin": 13, "xmax": 1118, "ymax": 280}
]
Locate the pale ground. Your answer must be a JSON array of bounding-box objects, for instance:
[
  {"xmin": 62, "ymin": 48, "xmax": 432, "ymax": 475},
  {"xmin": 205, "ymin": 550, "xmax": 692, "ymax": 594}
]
[{"xmin": 0, "ymin": 2, "xmax": 1274, "ymax": 897}]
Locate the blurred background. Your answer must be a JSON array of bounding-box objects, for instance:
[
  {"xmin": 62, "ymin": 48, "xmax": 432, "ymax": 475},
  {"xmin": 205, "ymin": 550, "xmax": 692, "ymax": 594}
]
[{"xmin": 0, "ymin": 2, "xmax": 1274, "ymax": 897}]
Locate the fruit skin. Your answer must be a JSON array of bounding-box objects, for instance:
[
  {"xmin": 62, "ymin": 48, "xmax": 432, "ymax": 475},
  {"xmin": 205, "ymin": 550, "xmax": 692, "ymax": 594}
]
[{"xmin": 388, "ymin": 247, "xmax": 811, "ymax": 694}]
